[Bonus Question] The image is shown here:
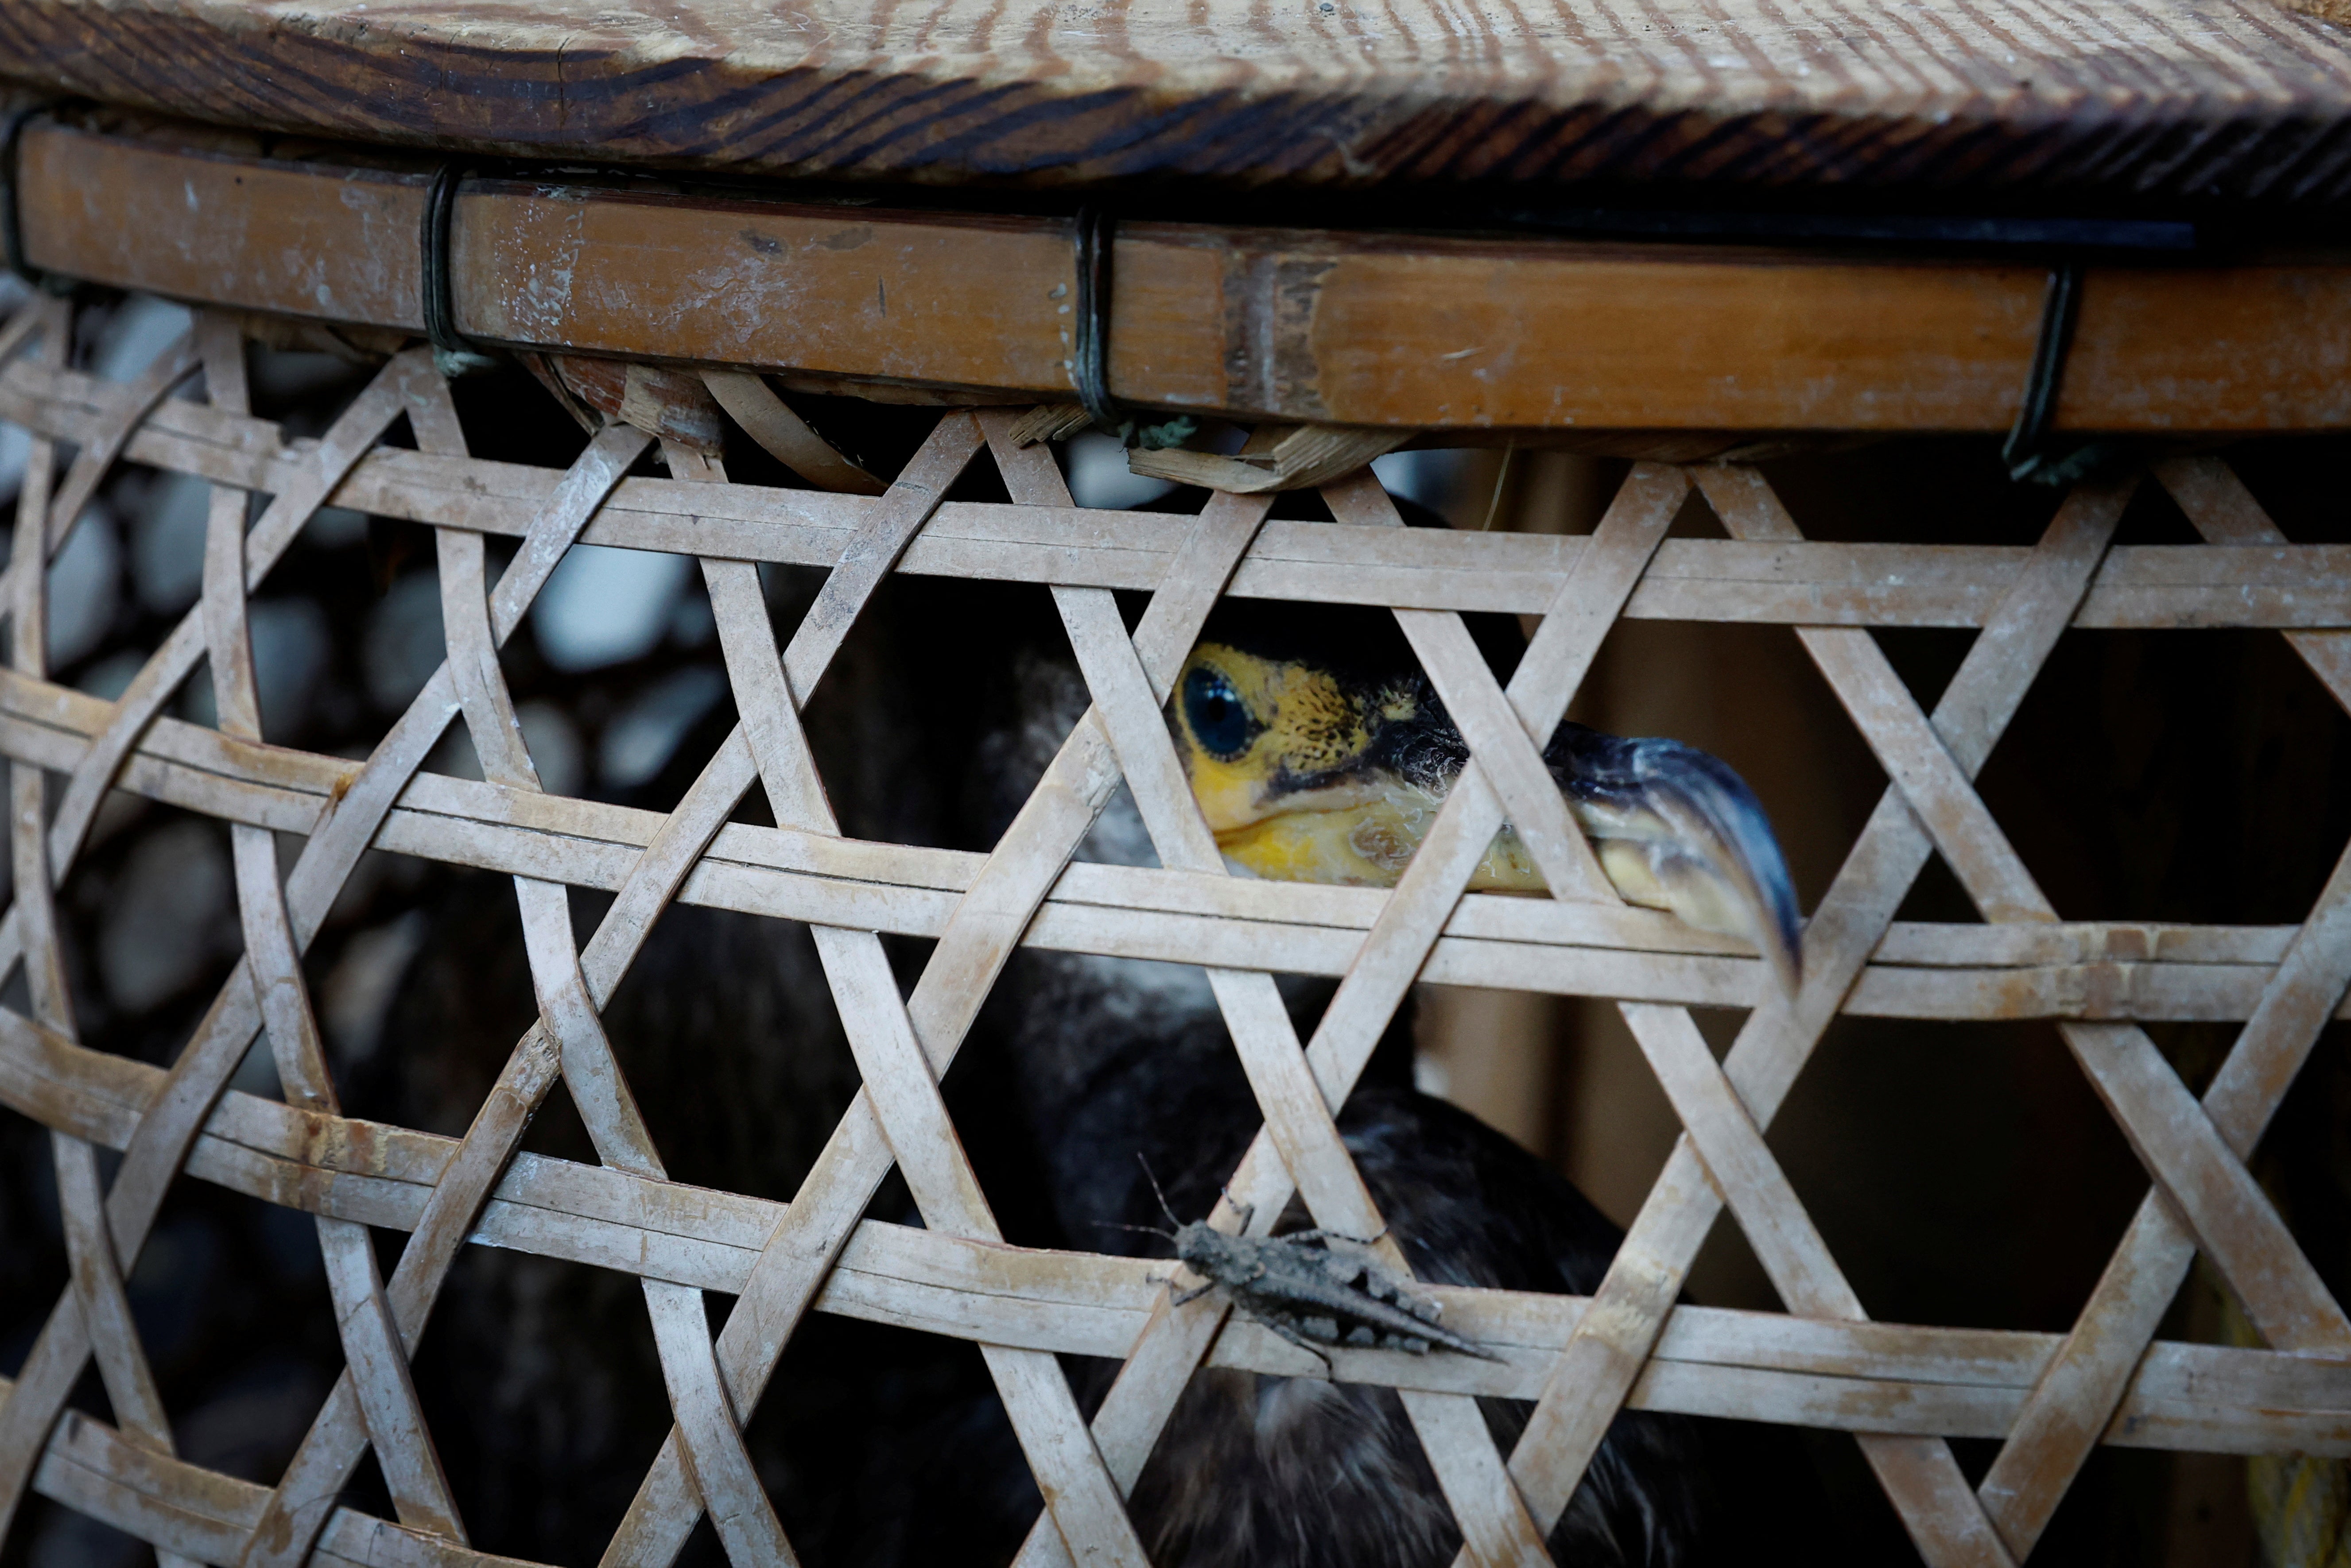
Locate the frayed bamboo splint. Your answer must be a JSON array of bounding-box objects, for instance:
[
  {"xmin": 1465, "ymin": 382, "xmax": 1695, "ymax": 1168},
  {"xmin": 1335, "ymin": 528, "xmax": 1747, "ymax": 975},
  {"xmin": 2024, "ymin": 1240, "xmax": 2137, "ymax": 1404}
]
[{"xmin": 1129, "ymin": 426, "xmax": 1416, "ymax": 494}]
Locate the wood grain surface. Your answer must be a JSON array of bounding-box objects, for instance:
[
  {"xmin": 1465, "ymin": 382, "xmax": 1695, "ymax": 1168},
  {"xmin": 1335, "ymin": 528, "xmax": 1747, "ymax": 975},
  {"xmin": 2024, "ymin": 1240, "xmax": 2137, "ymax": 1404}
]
[
  {"xmin": 19, "ymin": 117, "xmax": 2351, "ymax": 431},
  {"xmin": 3, "ymin": 0, "xmax": 2351, "ymax": 201}
]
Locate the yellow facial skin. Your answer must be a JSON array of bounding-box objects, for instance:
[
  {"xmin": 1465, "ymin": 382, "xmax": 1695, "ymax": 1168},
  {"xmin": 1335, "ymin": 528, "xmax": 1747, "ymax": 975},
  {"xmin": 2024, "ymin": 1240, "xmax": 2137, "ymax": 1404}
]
[
  {"xmin": 1214, "ymin": 802, "xmax": 1547, "ymax": 889},
  {"xmin": 1171, "ymin": 644, "xmax": 1546, "ymax": 891},
  {"xmin": 1175, "ymin": 645, "xmax": 1385, "ymax": 836}
]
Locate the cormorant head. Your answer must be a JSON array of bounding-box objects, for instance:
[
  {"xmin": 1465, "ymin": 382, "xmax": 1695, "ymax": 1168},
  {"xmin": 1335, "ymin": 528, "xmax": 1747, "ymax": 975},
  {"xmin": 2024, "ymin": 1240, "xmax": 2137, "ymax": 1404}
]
[{"xmin": 1168, "ymin": 598, "xmax": 1804, "ymax": 992}]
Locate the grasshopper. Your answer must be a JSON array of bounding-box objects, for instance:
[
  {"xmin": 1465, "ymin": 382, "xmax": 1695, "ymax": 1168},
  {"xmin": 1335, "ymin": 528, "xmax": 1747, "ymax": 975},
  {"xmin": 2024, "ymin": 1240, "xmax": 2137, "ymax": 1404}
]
[{"xmin": 1110, "ymin": 1159, "xmax": 1498, "ymax": 1371}]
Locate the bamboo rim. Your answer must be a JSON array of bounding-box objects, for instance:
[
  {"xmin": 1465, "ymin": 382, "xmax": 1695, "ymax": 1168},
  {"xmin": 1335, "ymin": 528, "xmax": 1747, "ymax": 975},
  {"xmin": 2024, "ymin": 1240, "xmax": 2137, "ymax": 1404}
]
[{"xmin": 10, "ymin": 113, "xmax": 2351, "ymax": 437}]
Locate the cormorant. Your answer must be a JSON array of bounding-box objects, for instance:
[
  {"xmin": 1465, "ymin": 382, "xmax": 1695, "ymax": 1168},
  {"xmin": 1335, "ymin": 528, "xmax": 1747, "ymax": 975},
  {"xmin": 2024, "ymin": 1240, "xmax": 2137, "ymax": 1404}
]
[
  {"xmin": 362, "ymin": 492, "xmax": 1819, "ymax": 1567},
  {"xmin": 935, "ymin": 586, "xmax": 1816, "ymax": 1568}
]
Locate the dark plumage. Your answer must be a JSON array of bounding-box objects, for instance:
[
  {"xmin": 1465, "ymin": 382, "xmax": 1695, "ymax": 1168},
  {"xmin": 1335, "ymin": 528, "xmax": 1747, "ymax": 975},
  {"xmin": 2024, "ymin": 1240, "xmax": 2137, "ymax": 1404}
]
[
  {"xmin": 1130, "ymin": 1088, "xmax": 1711, "ymax": 1568},
  {"xmin": 943, "ymin": 647, "xmax": 1820, "ymax": 1568},
  {"xmin": 350, "ymin": 493, "xmax": 1821, "ymax": 1566}
]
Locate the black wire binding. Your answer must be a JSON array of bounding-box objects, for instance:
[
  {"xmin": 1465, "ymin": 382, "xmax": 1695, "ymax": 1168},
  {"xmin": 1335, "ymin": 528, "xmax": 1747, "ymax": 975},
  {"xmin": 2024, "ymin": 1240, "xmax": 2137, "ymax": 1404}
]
[
  {"xmin": 2002, "ymin": 263, "xmax": 2084, "ymax": 484},
  {"xmin": 2000, "ymin": 263, "xmax": 2143, "ymax": 486},
  {"xmin": 0, "ymin": 102, "xmax": 60, "ymax": 288},
  {"xmin": 421, "ymin": 163, "xmax": 495, "ymax": 370},
  {"xmin": 1068, "ymin": 202, "xmax": 1197, "ymax": 449},
  {"xmin": 1071, "ymin": 202, "xmax": 1122, "ymax": 433}
]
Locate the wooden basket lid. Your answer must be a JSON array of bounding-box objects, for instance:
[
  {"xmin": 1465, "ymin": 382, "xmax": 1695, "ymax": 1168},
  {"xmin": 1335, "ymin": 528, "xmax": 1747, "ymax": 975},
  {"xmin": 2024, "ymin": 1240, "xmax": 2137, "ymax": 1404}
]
[{"xmin": 5, "ymin": 0, "xmax": 2351, "ymax": 203}]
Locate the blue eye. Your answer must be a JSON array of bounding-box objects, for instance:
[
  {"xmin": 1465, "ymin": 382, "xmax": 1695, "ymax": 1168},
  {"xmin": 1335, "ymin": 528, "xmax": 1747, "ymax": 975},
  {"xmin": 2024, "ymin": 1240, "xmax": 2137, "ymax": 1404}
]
[{"xmin": 1183, "ymin": 666, "xmax": 1255, "ymax": 759}]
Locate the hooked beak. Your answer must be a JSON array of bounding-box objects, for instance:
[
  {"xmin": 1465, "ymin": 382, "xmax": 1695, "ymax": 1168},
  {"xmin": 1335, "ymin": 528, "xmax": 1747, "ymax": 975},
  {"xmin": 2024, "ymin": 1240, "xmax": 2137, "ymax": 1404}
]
[{"xmin": 1546, "ymin": 724, "xmax": 1804, "ymax": 996}]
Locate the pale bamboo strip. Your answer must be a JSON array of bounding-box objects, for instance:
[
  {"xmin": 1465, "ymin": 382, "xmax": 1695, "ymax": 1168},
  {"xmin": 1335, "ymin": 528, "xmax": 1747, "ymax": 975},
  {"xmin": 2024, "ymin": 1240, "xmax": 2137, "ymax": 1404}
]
[
  {"xmin": 1034, "ymin": 450, "xmax": 1379, "ymax": 1228},
  {"xmin": 2158, "ymin": 458, "xmax": 2351, "ymax": 711},
  {"xmin": 1703, "ymin": 467, "xmax": 2293, "ymax": 1560},
  {"xmin": 350, "ymin": 414, "xmax": 973, "ymax": 1568},
  {"xmin": 0, "ymin": 1000, "xmax": 2342, "ymax": 1448},
  {"xmin": 1314, "ymin": 473, "xmax": 1598, "ymax": 1565},
  {"xmin": 1126, "ymin": 424, "xmax": 1413, "ymax": 494},
  {"xmin": 1971, "ymin": 461, "xmax": 2351, "ymax": 1556},
  {"xmin": 695, "ymin": 433, "xmax": 1151, "ymax": 1568},
  {"xmin": 663, "ymin": 425, "xmax": 1172, "ymax": 1567},
  {"xmin": 1040, "ymin": 443, "xmax": 1553, "ymax": 1565},
  {"xmin": 1409, "ymin": 472, "xmax": 1974, "ymax": 1542},
  {"xmin": 508, "ymin": 415, "xmax": 993, "ymax": 1568},
  {"xmin": 7, "ymin": 302, "xmax": 100, "ymax": 1414},
  {"xmin": 1023, "ymin": 465, "xmax": 1684, "ymax": 1568},
  {"xmin": 702, "ymin": 370, "xmax": 884, "ymax": 493},
  {"xmin": 572, "ymin": 427, "xmax": 991, "ymax": 1568},
  {"xmin": 0, "ymin": 347, "xmax": 437, "ymax": 1550},
  {"xmin": 204, "ymin": 318, "xmax": 470, "ymax": 1545},
  {"xmin": 526, "ymin": 871, "xmax": 802, "ymax": 1564},
  {"xmin": 1395, "ymin": 601, "xmax": 1613, "ymax": 903},
  {"xmin": 461, "ymin": 436, "xmax": 800, "ymax": 1567},
  {"xmin": 1979, "ymin": 849, "xmax": 2351, "ymax": 1554},
  {"xmin": 0, "ymin": 300, "xmax": 2340, "ymax": 1566},
  {"xmin": 0, "ymin": 330, "xmax": 198, "ymax": 612},
  {"xmin": 1622, "ymin": 1004, "xmax": 2015, "ymax": 1566},
  {"xmin": 2072, "ymin": 1021, "xmax": 2351, "ymax": 1348},
  {"xmin": 4, "ymin": 312, "xmax": 64, "ymax": 727},
  {"xmin": 233, "ymin": 419, "xmax": 656, "ymax": 1568},
  {"xmin": 0, "ymin": 355, "xmax": 2346, "ymax": 631},
  {"xmin": 0, "ymin": 730, "xmax": 2293, "ymax": 987},
  {"xmin": 253, "ymin": 416, "xmax": 974, "ymax": 1568},
  {"xmin": 0, "ymin": 299, "xmax": 53, "ymax": 392},
  {"xmin": 1703, "ymin": 469, "xmax": 2351, "ymax": 1348},
  {"xmin": 1419, "ymin": 467, "xmax": 2008, "ymax": 1562},
  {"xmin": 0, "ymin": 642, "xmax": 2308, "ymax": 955},
  {"xmin": 1058, "ymin": 585, "xmax": 1393, "ymax": 1234},
  {"xmin": 22, "ymin": 1386, "xmax": 555, "ymax": 1568},
  {"xmin": 1495, "ymin": 483, "xmax": 2129, "ymax": 1550},
  {"xmin": 4, "ymin": 1310, "xmax": 2341, "ymax": 1568},
  {"xmin": 746, "ymin": 453, "xmax": 1148, "ymax": 1563},
  {"xmin": 0, "ymin": 348, "xmax": 422, "ymax": 987},
  {"xmin": 613, "ymin": 477, "xmax": 1273, "ymax": 1568},
  {"xmin": 4, "ymin": 298, "xmax": 198, "ymax": 1568},
  {"xmin": 1374, "ymin": 465, "xmax": 1948, "ymax": 1541},
  {"xmin": 1002, "ymin": 454, "xmax": 1428, "ymax": 1568},
  {"xmin": 0, "ymin": 656, "xmax": 2335, "ymax": 1019}
]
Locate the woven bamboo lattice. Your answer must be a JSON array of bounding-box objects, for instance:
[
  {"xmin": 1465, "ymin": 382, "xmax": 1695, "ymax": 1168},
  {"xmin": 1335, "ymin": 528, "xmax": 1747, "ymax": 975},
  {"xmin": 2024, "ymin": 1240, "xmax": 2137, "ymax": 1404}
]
[{"xmin": 0, "ymin": 290, "xmax": 2340, "ymax": 1568}]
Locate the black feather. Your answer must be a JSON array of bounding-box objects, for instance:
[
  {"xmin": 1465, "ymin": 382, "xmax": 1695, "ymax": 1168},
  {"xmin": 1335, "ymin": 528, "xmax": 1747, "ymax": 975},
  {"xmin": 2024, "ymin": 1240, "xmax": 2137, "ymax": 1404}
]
[{"xmin": 947, "ymin": 650, "xmax": 1826, "ymax": 1565}]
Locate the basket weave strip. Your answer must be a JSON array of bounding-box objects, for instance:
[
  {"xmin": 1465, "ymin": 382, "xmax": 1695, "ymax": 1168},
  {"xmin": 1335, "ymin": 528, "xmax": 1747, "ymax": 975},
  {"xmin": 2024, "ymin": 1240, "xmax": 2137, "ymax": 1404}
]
[
  {"xmin": 0, "ymin": 667, "xmax": 2328, "ymax": 1020},
  {"xmin": 4, "ymin": 1005, "xmax": 2343, "ymax": 1428},
  {"xmin": 6, "ymin": 294, "xmax": 202, "ymax": 1568},
  {"xmin": 1971, "ymin": 461, "xmax": 2351, "ymax": 1550},
  {"xmin": 0, "ymin": 337, "xmax": 444, "ymax": 1553},
  {"xmin": 0, "ymin": 355, "xmax": 2348, "ymax": 633},
  {"xmin": 0, "ymin": 298, "xmax": 2338, "ymax": 1568}
]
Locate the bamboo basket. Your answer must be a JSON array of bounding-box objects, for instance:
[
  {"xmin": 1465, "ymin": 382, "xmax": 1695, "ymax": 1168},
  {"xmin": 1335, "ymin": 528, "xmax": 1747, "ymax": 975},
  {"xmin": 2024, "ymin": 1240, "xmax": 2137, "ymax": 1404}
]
[{"xmin": 0, "ymin": 42, "xmax": 2343, "ymax": 1568}]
